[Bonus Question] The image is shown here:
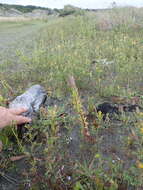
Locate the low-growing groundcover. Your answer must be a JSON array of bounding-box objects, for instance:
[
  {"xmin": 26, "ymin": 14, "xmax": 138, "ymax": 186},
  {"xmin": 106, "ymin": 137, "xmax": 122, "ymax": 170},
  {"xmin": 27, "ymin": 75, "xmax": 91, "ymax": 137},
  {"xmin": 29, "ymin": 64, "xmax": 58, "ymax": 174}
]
[{"xmin": 1, "ymin": 7, "xmax": 143, "ymax": 190}]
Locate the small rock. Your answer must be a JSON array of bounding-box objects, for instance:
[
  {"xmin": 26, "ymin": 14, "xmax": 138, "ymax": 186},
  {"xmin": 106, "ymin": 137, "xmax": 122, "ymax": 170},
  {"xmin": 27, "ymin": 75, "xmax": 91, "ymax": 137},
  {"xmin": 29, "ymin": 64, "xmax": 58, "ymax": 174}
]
[
  {"xmin": 97, "ymin": 102, "xmax": 119, "ymax": 115},
  {"xmin": 9, "ymin": 85, "xmax": 47, "ymax": 118},
  {"xmin": 97, "ymin": 102, "xmax": 142, "ymax": 119}
]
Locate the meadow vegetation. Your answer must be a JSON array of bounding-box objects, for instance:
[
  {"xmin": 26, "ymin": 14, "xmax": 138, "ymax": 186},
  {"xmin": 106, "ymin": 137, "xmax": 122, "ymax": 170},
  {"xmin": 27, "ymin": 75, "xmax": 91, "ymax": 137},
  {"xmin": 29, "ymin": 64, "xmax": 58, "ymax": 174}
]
[
  {"xmin": 0, "ymin": 3, "xmax": 51, "ymax": 13},
  {"xmin": 0, "ymin": 16, "xmax": 35, "ymax": 22},
  {"xmin": 1, "ymin": 6, "xmax": 143, "ymax": 190}
]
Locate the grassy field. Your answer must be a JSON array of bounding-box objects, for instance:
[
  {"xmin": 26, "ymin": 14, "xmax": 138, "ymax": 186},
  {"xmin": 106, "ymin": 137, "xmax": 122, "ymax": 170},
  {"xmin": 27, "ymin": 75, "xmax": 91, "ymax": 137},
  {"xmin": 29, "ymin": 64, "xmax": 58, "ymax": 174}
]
[
  {"xmin": 1, "ymin": 8, "xmax": 143, "ymax": 190},
  {"xmin": 0, "ymin": 16, "xmax": 34, "ymax": 21}
]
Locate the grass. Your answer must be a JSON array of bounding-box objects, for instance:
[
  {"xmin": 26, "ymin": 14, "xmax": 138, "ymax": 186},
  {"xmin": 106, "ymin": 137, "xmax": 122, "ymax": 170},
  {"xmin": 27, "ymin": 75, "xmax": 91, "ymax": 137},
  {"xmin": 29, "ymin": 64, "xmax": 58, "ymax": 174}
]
[
  {"xmin": 0, "ymin": 16, "xmax": 42, "ymax": 22},
  {"xmin": 1, "ymin": 7, "xmax": 143, "ymax": 190},
  {"xmin": 2, "ymin": 12, "xmax": 143, "ymax": 97}
]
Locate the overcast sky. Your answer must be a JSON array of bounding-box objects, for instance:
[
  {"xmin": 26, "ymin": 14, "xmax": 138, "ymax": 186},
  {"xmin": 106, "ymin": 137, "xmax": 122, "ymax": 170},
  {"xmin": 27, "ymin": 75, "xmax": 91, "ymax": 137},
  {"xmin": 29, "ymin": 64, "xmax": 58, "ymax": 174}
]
[{"xmin": 0, "ymin": 0, "xmax": 143, "ymax": 9}]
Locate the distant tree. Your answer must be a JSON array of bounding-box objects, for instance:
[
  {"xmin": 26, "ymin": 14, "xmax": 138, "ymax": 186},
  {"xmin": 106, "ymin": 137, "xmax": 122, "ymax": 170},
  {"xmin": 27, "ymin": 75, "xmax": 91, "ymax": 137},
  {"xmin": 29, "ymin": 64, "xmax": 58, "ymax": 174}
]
[
  {"xmin": 0, "ymin": 3, "xmax": 52, "ymax": 13},
  {"xmin": 59, "ymin": 4, "xmax": 84, "ymax": 17}
]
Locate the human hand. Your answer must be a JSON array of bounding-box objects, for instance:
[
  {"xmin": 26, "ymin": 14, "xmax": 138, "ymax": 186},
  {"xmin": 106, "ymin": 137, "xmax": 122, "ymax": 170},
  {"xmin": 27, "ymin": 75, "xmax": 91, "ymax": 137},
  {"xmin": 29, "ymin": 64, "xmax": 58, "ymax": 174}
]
[{"xmin": 0, "ymin": 106, "xmax": 31, "ymax": 129}]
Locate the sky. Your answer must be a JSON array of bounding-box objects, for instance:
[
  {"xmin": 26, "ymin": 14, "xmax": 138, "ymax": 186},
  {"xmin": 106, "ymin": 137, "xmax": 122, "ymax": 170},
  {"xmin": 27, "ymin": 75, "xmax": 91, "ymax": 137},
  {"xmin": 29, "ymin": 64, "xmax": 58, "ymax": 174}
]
[{"xmin": 0, "ymin": 0, "xmax": 143, "ymax": 9}]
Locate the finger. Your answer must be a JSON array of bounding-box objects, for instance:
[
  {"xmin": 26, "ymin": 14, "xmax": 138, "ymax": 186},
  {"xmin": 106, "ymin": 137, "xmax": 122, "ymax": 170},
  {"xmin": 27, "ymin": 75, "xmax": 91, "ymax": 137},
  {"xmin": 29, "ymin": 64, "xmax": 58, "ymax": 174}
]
[
  {"xmin": 13, "ymin": 116, "xmax": 31, "ymax": 125},
  {"xmin": 9, "ymin": 107, "xmax": 28, "ymax": 115}
]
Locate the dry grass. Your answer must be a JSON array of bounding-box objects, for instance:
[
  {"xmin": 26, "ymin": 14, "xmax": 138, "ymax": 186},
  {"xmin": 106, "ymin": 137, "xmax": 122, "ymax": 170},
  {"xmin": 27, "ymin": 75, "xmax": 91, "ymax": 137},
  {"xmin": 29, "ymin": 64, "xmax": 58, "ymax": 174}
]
[
  {"xmin": 94, "ymin": 7, "xmax": 143, "ymax": 30},
  {"xmin": 0, "ymin": 16, "xmax": 35, "ymax": 22}
]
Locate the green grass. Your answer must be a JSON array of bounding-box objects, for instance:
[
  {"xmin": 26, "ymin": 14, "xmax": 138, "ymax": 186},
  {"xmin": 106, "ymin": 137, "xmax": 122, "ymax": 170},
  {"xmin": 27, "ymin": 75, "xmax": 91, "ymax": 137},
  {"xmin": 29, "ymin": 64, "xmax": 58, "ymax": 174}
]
[
  {"xmin": 1, "ymin": 8, "xmax": 143, "ymax": 190},
  {"xmin": 1, "ymin": 13, "xmax": 143, "ymax": 97}
]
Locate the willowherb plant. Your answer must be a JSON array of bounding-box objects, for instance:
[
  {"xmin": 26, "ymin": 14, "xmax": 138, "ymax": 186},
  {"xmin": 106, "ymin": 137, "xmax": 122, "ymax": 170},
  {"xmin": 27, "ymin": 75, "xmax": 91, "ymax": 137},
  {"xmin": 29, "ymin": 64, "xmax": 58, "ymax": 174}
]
[{"xmin": 68, "ymin": 76, "xmax": 95, "ymax": 143}]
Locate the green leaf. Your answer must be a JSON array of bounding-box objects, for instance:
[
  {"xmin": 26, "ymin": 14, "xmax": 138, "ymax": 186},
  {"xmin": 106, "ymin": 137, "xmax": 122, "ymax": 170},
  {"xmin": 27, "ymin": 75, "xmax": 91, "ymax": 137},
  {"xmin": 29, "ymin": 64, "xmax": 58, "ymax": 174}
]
[{"xmin": 74, "ymin": 181, "xmax": 85, "ymax": 190}]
